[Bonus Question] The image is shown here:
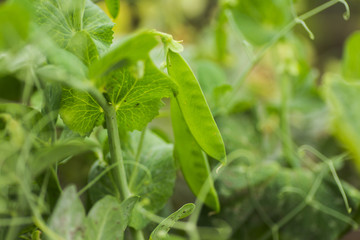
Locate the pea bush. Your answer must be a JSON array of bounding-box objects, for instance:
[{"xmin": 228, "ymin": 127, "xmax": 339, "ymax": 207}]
[{"xmin": 1, "ymin": 0, "xmax": 360, "ymax": 239}]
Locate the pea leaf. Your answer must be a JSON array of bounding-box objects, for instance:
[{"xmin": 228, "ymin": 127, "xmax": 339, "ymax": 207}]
[
  {"xmin": 59, "ymin": 88, "xmax": 104, "ymax": 136},
  {"xmin": 31, "ymin": 140, "xmax": 95, "ymax": 177},
  {"xmin": 89, "ymin": 30, "xmax": 159, "ymax": 80},
  {"xmin": 88, "ymin": 160, "xmax": 118, "ymax": 204},
  {"xmin": 87, "ymin": 196, "xmax": 138, "ymax": 240},
  {"xmin": 342, "ymin": 31, "xmax": 360, "ymax": 80},
  {"xmin": 34, "ymin": 0, "xmax": 114, "ymax": 54},
  {"xmin": 48, "ymin": 186, "xmax": 86, "ymax": 240},
  {"xmin": 65, "ymin": 30, "xmax": 99, "ymax": 66},
  {"xmin": 150, "ymin": 203, "xmax": 195, "ymax": 240},
  {"xmin": 126, "ymin": 130, "xmax": 177, "ymax": 229},
  {"xmin": 0, "ymin": 3, "xmax": 30, "ymax": 49},
  {"xmin": 323, "ymin": 74, "xmax": 360, "ymax": 169},
  {"xmin": 105, "ymin": 59, "xmax": 176, "ymax": 131},
  {"xmin": 105, "ymin": 0, "xmax": 120, "ymax": 19},
  {"xmin": 60, "ymin": 58, "xmax": 176, "ymax": 135},
  {"xmin": 88, "ymin": 130, "xmax": 176, "ymax": 230}
]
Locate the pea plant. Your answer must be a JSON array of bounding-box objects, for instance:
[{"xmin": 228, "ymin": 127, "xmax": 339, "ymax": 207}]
[{"xmin": 0, "ymin": 0, "xmax": 360, "ymax": 239}]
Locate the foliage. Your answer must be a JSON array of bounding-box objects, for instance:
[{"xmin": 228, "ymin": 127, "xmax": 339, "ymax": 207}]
[{"xmin": 0, "ymin": 0, "xmax": 360, "ymax": 239}]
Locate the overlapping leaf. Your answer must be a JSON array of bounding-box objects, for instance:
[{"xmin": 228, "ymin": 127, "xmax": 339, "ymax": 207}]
[
  {"xmin": 34, "ymin": 0, "xmax": 113, "ymax": 55},
  {"xmin": 88, "ymin": 130, "xmax": 176, "ymax": 230},
  {"xmin": 60, "ymin": 59, "xmax": 176, "ymax": 135},
  {"xmin": 48, "ymin": 186, "xmax": 137, "ymax": 240}
]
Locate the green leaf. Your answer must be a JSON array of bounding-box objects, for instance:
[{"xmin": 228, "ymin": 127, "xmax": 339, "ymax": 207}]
[
  {"xmin": 87, "ymin": 195, "xmax": 138, "ymax": 240},
  {"xmin": 323, "ymin": 74, "xmax": 360, "ymax": 170},
  {"xmin": 42, "ymin": 82, "xmax": 62, "ymax": 126},
  {"xmin": 59, "ymin": 88, "xmax": 104, "ymax": 136},
  {"xmin": 218, "ymin": 162, "xmax": 360, "ymax": 240},
  {"xmin": 215, "ymin": 9, "xmax": 228, "ymax": 61},
  {"xmin": 61, "ymin": 58, "xmax": 176, "ymax": 135},
  {"xmin": 226, "ymin": 0, "xmax": 292, "ymax": 45},
  {"xmin": 105, "ymin": 58, "xmax": 176, "ymax": 131},
  {"xmin": 342, "ymin": 31, "xmax": 360, "ymax": 80},
  {"xmin": 34, "ymin": 33, "xmax": 89, "ymax": 86},
  {"xmin": 34, "ymin": 0, "xmax": 114, "ymax": 53},
  {"xmin": 87, "ymin": 130, "xmax": 176, "ymax": 229},
  {"xmin": 150, "ymin": 203, "xmax": 195, "ymax": 240},
  {"xmin": 31, "ymin": 140, "xmax": 95, "ymax": 177},
  {"xmin": 0, "ymin": 3, "xmax": 30, "ymax": 49},
  {"xmin": 167, "ymin": 50, "xmax": 226, "ymax": 162},
  {"xmin": 105, "ymin": 0, "xmax": 120, "ymax": 19},
  {"xmin": 88, "ymin": 160, "xmax": 117, "ymax": 204},
  {"xmin": 196, "ymin": 60, "xmax": 230, "ymax": 113},
  {"xmin": 126, "ymin": 130, "xmax": 177, "ymax": 229},
  {"xmin": 48, "ymin": 186, "xmax": 86, "ymax": 240},
  {"xmin": 89, "ymin": 30, "xmax": 159, "ymax": 80},
  {"xmin": 0, "ymin": 103, "xmax": 51, "ymax": 142},
  {"xmin": 65, "ymin": 30, "xmax": 99, "ymax": 66},
  {"xmin": 171, "ymin": 99, "xmax": 220, "ymax": 211}
]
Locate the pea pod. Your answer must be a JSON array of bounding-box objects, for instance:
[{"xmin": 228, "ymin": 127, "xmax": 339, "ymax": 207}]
[
  {"xmin": 167, "ymin": 50, "xmax": 226, "ymax": 163},
  {"xmin": 171, "ymin": 99, "xmax": 220, "ymax": 211}
]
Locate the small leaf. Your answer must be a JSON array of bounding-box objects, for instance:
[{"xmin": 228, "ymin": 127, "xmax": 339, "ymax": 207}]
[
  {"xmin": 48, "ymin": 186, "xmax": 86, "ymax": 240},
  {"xmin": 87, "ymin": 195, "xmax": 138, "ymax": 240},
  {"xmin": 105, "ymin": 0, "xmax": 120, "ymax": 19},
  {"xmin": 150, "ymin": 203, "xmax": 195, "ymax": 240},
  {"xmin": 342, "ymin": 31, "xmax": 360, "ymax": 80},
  {"xmin": 65, "ymin": 30, "xmax": 99, "ymax": 66},
  {"xmin": 89, "ymin": 30, "xmax": 159, "ymax": 80},
  {"xmin": 323, "ymin": 74, "xmax": 360, "ymax": 170}
]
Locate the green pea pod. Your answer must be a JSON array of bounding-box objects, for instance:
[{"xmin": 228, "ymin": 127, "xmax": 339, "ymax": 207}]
[
  {"xmin": 167, "ymin": 50, "xmax": 226, "ymax": 163},
  {"xmin": 171, "ymin": 99, "xmax": 220, "ymax": 212}
]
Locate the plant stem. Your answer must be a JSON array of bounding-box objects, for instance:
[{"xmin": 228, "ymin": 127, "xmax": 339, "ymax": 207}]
[
  {"xmin": 90, "ymin": 89, "xmax": 130, "ymax": 200},
  {"xmin": 280, "ymin": 75, "xmax": 299, "ymax": 168},
  {"xmin": 90, "ymin": 89, "xmax": 144, "ymax": 240},
  {"xmin": 129, "ymin": 127, "xmax": 146, "ymax": 190},
  {"xmin": 104, "ymin": 105, "xmax": 131, "ymax": 200}
]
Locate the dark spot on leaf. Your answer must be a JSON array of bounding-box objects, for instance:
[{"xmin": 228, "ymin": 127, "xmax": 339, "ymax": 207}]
[{"xmin": 135, "ymin": 103, "xmax": 140, "ymax": 107}]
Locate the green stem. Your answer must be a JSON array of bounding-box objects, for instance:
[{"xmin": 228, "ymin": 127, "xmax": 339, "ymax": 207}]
[
  {"xmin": 90, "ymin": 90, "xmax": 144, "ymax": 240},
  {"xmin": 5, "ymin": 213, "xmax": 20, "ymax": 240},
  {"xmin": 90, "ymin": 89, "xmax": 130, "ymax": 200},
  {"xmin": 129, "ymin": 127, "xmax": 146, "ymax": 190},
  {"xmin": 280, "ymin": 75, "xmax": 299, "ymax": 168},
  {"xmin": 104, "ymin": 105, "xmax": 131, "ymax": 200},
  {"xmin": 225, "ymin": 0, "xmax": 348, "ymax": 111}
]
